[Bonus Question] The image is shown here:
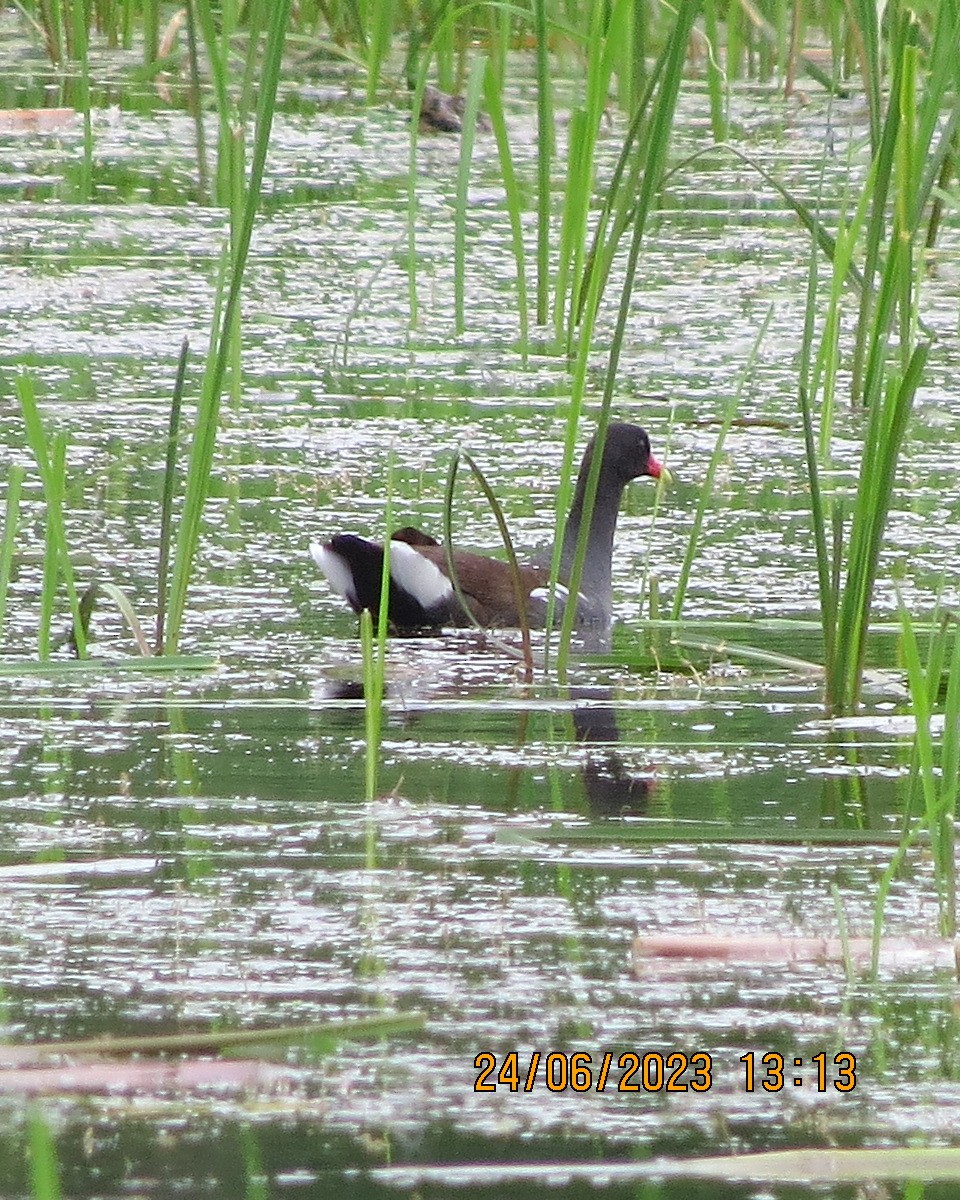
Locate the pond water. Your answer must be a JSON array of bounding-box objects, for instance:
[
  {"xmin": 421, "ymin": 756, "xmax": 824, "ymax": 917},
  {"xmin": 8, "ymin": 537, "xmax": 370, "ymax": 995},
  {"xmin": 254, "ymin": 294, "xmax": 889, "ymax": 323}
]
[{"xmin": 1, "ymin": 12, "xmax": 960, "ymax": 1199}]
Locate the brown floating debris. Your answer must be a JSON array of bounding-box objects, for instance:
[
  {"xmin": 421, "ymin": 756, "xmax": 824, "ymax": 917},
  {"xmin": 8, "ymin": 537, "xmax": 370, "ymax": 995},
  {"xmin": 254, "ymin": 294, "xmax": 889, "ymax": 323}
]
[
  {"xmin": 0, "ymin": 109, "xmax": 78, "ymax": 133},
  {"xmin": 0, "ymin": 1059, "xmax": 285, "ymax": 1096},
  {"xmin": 633, "ymin": 934, "xmax": 958, "ymax": 972}
]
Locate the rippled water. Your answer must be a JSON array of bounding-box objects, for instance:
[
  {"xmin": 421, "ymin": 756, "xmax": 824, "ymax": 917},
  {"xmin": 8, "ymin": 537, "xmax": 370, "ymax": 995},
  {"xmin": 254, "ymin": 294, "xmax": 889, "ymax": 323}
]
[{"xmin": 1, "ymin": 10, "xmax": 960, "ymax": 1198}]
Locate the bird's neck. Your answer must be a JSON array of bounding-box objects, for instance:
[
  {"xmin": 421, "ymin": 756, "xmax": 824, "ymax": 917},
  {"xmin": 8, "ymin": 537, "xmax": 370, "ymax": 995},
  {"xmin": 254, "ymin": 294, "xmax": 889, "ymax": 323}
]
[{"xmin": 559, "ymin": 470, "xmax": 624, "ymax": 605}]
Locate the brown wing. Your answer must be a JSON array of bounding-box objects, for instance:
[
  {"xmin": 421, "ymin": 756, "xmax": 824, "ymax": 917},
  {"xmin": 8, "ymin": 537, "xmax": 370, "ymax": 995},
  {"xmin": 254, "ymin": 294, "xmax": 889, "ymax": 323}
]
[{"xmin": 410, "ymin": 545, "xmax": 550, "ymax": 627}]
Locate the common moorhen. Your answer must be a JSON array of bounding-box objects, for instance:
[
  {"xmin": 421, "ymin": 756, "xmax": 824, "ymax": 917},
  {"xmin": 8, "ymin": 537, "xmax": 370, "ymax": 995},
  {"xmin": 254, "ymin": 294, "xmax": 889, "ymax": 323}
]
[{"xmin": 310, "ymin": 422, "xmax": 664, "ymax": 633}]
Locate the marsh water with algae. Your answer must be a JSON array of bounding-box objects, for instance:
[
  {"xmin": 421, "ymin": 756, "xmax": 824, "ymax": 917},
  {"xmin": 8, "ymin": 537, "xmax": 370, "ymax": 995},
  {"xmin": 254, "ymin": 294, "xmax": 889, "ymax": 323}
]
[{"xmin": 1, "ymin": 2, "xmax": 960, "ymax": 1197}]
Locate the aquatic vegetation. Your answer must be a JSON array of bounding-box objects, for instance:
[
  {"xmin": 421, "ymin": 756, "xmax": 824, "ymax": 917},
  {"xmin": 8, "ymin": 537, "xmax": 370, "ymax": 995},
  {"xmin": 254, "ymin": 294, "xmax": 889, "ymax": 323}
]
[
  {"xmin": 154, "ymin": 338, "xmax": 188, "ymax": 656},
  {"xmin": 0, "ymin": 466, "xmax": 24, "ymax": 648},
  {"xmin": 879, "ymin": 607, "xmax": 960, "ymax": 943},
  {"xmin": 27, "ymin": 1110, "xmax": 60, "ymax": 1200},
  {"xmin": 3, "ymin": 5, "xmax": 960, "ymax": 1189},
  {"xmin": 16, "ymin": 375, "xmax": 87, "ymax": 660},
  {"xmin": 165, "ymin": 0, "xmax": 292, "ymax": 653},
  {"xmin": 797, "ymin": 5, "xmax": 952, "ymax": 715},
  {"xmin": 552, "ymin": 2, "xmax": 696, "ymax": 678}
]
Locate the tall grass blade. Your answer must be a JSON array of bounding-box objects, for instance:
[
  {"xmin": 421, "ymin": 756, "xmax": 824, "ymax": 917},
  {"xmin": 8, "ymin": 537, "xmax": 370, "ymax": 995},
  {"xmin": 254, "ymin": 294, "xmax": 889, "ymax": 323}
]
[
  {"xmin": 533, "ymin": 0, "xmax": 551, "ymax": 325},
  {"xmin": 185, "ymin": 0, "xmax": 210, "ymax": 202},
  {"xmin": 442, "ymin": 451, "xmax": 534, "ymax": 681},
  {"xmin": 97, "ymin": 583, "xmax": 154, "ymax": 656},
  {"xmin": 483, "ymin": 60, "xmax": 529, "ymax": 361},
  {"xmin": 454, "ymin": 56, "xmax": 488, "ymax": 335},
  {"xmin": 553, "ymin": 0, "xmax": 630, "ymax": 340},
  {"xmin": 362, "ymin": 450, "xmax": 397, "ymax": 801},
  {"xmin": 360, "ymin": 608, "xmax": 381, "ymax": 801},
  {"xmin": 0, "ymin": 655, "xmax": 216, "ymax": 677},
  {"xmin": 896, "ymin": 604, "xmax": 958, "ymax": 938},
  {"xmin": 23, "ymin": 1011, "xmax": 424, "ymax": 1057},
  {"xmin": 366, "ymin": 0, "xmax": 396, "ymax": 102},
  {"xmin": 165, "ymin": 0, "xmax": 291, "ymax": 653},
  {"xmin": 702, "ymin": 0, "xmax": 727, "ymax": 140},
  {"xmin": 156, "ymin": 339, "xmax": 188, "ymax": 655},
  {"xmin": 143, "ymin": 0, "xmax": 160, "ymax": 65},
  {"xmin": 26, "ymin": 1110, "xmax": 61, "ymax": 1200},
  {"xmin": 0, "ymin": 465, "xmax": 24, "ymax": 646},
  {"xmin": 831, "ymin": 342, "xmax": 928, "ymax": 711},
  {"xmin": 670, "ymin": 305, "xmax": 773, "ymax": 622},
  {"xmin": 847, "ymin": 0, "xmax": 882, "ymax": 151},
  {"xmin": 555, "ymin": 1, "xmax": 697, "ymax": 677},
  {"xmin": 192, "ymin": 0, "xmax": 235, "ymax": 209},
  {"xmin": 16, "ymin": 379, "xmax": 86, "ymax": 659}
]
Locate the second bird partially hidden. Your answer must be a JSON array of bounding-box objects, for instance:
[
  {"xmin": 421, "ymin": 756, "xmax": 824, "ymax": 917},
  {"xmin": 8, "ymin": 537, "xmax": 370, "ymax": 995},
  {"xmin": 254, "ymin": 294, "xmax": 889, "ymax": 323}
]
[{"xmin": 311, "ymin": 421, "xmax": 664, "ymax": 635}]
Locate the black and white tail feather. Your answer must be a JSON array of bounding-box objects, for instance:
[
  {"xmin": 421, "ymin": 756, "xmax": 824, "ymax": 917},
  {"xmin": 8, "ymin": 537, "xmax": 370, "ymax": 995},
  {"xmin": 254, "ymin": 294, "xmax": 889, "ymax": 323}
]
[{"xmin": 310, "ymin": 535, "xmax": 454, "ymax": 629}]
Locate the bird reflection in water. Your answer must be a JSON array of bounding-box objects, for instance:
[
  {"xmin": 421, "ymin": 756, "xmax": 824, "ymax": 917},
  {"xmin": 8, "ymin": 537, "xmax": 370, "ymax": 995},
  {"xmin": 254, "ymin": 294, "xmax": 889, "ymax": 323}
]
[
  {"xmin": 315, "ymin": 682, "xmax": 653, "ymax": 816},
  {"xmin": 571, "ymin": 688, "xmax": 654, "ymax": 816}
]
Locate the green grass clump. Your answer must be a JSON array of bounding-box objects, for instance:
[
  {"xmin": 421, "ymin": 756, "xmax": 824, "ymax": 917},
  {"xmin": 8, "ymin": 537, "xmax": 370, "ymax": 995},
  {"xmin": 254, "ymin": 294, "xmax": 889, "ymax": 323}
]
[
  {"xmin": 872, "ymin": 606, "xmax": 960, "ymax": 964},
  {"xmin": 797, "ymin": 7, "xmax": 951, "ymax": 715}
]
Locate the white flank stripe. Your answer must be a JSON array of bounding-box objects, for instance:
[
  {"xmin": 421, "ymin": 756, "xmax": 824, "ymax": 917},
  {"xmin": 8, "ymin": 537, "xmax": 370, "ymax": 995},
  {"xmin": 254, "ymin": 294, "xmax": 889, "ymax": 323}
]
[
  {"xmin": 310, "ymin": 541, "xmax": 358, "ymax": 608},
  {"xmin": 389, "ymin": 541, "xmax": 453, "ymax": 608}
]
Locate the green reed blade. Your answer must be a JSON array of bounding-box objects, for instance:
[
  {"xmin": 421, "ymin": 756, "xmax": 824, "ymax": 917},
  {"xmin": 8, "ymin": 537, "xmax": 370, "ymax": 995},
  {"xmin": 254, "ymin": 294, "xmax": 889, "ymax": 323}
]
[
  {"xmin": 462, "ymin": 452, "xmax": 533, "ymax": 678},
  {"xmin": 360, "ymin": 608, "xmax": 380, "ymax": 801},
  {"xmin": 184, "ymin": 0, "xmax": 210, "ymax": 202},
  {"xmin": 40, "ymin": 0, "xmax": 65, "ymax": 62},
  {"xmin": 913, "ymin": 14, "xmax": 960, "ymax": 234},
  {"xmin": 367, "ymin": 451, "xmax": 396, "ymax": 798},
  {"xmin": 0, "ymin": 466, "xmax": 24, "ymax": 647},
  {"xmin": 156, "ymin": 339, "xmax": 188, "ymax": 655},
  {"xmin": 850, "ymin": 13, "xmax": 907, "ymax": 403},
  {"xmin": 441, "ymin": 451, "xmax": 533, "ymax": 679},
  {"xmin": 27, "ymin": 1110, "xmax": 61, "ymax": 1200},
  {"xmin": 142, "ymin": 0, "xmax": 159, "ymax": 65},
  {"xmin": 0, "ymin": 655, "xmax": 216, "ymax": 677},
  {"xmin": 22, "ymin": 1012, "xmax": 424, "ymax": 1058},
  {"xmin": 552, "ymin": 0, "xmax": 630, "ymax": 340},
  {"xmin": 193, "ymin": 0, "xmax": 233, "ymax": 207},
  {"xmin": 671, "ymin": 305, "xmax": 772, "ymax": 623},
  {"xmin": 9, "ymin": 4, "xmax": 46, "ymax": 48},
  {"xmin": 799, "ymin": 381, "xmax": 835, "ymax": 673},
  {"xmin": 238, "ymin": 1126, "xmax": 267, "ymax": 1200},
  {"xmin": 483, "ymin": 59, "xmax": 528, "ymax": 361},
  {"xmin": 453, "ymin": 55, "xmax": 487, "ymax": 335},
  {"xmin": 70, "ymin": 0, "xmax": 93, "ymax": 202},
  {"xmin": 702, "ymin": 0, "xmax": 726, "ymax": 140},
  {"xmin": 238, "ymin": 0, "xmax": 268, "ymax": 127},
  {"xmin": 97, "ymin": 583, "xmax": 153, "ymax": 656},
  {"xmin": 39, "ymin": 494, "xmax": 56, "ymax": 662},
  {"xmin": 533, "ymin": 0, "xmax": 551, "ymax": 325},
  {"xmin": 847, "ymin": 0, "xmax": 882, "ymax": 150},
  {"xmin": 672, "ymin": 636, "xmax": 824, "ymax": 675},
  {"xmin": 16, "ymin": 380, "xmax": 86, "ymax": 659},
  {"xmin": 165, "ymin": 0, "xmax": 291, "ymax": 653},
  {"xmin": 897, "ymin": 601, "xmax": 956, "ymax": 937},
  {"xmin": 573, "ymin": 44, "xmax": 667, "ymax": 333},
  {"xmin": 894, "ymin": 608, "xmax": 934, "ymax": 824},
  {"xmin": 366, "ymin": 0, "xmax": 396, "ymax": 101},
  {"xmin": 832, "ymin": 343, "xmax": 928, "ymax": 711},
  {"xmin": 552, "ymin": 2, "xmax": 695, "ymax": 676},
  {"xmin": 941, "ymin": 621, "xmax": 960, "ymax": 827},
  {"xmin": 666, "ymin": 143, "xmax": 866, "ymax": 295}
]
